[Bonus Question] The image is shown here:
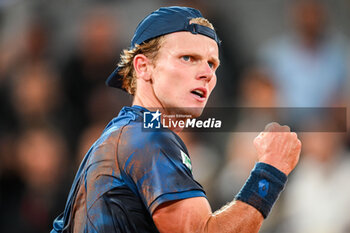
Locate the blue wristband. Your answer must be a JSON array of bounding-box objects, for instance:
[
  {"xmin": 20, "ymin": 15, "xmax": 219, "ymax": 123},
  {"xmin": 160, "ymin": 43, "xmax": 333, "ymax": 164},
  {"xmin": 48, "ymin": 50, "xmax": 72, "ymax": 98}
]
[{"xmin": 235, "ymin": 162, "xmax": 287, "ymax": 218}]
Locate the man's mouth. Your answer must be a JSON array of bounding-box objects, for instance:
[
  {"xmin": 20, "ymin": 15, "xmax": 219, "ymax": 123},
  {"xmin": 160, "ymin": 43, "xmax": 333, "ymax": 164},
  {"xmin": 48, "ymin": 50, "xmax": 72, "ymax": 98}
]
[
  {"xmin": 190, "ymin": 88, "xmax": 207, "ymax": 99},
  {"xmin": 191, "ymin": 89, "xmax": 205, "ymax": 98}
]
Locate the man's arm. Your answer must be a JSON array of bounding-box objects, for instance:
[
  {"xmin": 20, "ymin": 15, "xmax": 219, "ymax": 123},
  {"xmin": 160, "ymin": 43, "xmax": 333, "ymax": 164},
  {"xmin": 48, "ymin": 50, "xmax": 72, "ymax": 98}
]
[
  {"xmin": 153, "ymin": 122, "xmax": 301, "ymax": 233},
  {"xmin": 153, "ymin": 197, "xmax": 263, "ymax": 233}
]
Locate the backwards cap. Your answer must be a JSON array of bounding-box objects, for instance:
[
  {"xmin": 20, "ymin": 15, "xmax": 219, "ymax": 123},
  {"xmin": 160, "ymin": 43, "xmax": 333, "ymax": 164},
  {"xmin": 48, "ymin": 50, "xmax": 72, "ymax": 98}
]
[{"xmin": 106, "ymin": 6, "xmax": 220, "ymax": 89}]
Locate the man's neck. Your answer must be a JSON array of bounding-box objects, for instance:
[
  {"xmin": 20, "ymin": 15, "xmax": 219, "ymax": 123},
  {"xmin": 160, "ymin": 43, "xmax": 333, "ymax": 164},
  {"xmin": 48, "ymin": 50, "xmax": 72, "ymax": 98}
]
[
  {"xmin": 133, "ymin": 93, "xmax": 185, "ymax": 134},
  {"xmin": 133, "ymin": 94, "xmax": 163, "ymax": 110}
]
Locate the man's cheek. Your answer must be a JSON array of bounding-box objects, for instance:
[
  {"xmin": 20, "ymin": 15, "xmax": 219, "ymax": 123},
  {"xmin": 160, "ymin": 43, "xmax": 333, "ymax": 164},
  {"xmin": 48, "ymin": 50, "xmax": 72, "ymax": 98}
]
[{"xmin": 209, "ymin": 78, "xmax": 217, "ymax": 94}]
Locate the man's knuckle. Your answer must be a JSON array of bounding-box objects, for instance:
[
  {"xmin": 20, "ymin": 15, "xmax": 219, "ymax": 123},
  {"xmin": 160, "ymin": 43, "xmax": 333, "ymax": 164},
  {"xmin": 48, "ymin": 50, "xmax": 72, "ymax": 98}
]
[
  {"xmin": 297, "ymin": 139, "xmax": 302, "ymax": 147},
  {"xmin": 265, "ymin": 122, "xmax": 280, "ymax": 131},
  {"xmin": 253, "ymin": 137, "xmax": 260, "ymax": 145},
  {"xmin": 282, "ymin": 125, "xmax": 290, "ymax": 132}
]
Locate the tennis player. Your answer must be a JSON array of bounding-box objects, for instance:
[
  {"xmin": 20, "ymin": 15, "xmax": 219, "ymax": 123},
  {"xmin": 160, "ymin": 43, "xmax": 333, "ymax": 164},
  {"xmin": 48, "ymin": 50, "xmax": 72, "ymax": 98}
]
[{"xmin": 51, "ymin": 6, "xmax": 301, "ymax": 233}]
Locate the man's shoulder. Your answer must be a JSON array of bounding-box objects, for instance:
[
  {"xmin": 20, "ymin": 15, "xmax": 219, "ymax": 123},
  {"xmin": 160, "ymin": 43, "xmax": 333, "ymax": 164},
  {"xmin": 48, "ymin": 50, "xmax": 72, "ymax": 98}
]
[
  {"xmin": 101, "ymin": 106, "xmax": 187, "ymax": 167},
  {"xmin": 105, "ymin": 106, "xmax": 180, "ymax": 145},
  {"xmin": 98, "ymin": 106, "xmax": 144, "ymax": 141},
  {"xmin": 120, "ymin": 124, "xmax": 180, "ymax": 151}
]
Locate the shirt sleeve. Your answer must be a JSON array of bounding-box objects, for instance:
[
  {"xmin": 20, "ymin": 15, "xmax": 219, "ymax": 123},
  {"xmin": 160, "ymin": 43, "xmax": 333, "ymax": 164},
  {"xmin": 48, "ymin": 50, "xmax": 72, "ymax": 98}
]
[{"xmin": 118, "ymin": 128, "xmax": 206, "ymax": 214}]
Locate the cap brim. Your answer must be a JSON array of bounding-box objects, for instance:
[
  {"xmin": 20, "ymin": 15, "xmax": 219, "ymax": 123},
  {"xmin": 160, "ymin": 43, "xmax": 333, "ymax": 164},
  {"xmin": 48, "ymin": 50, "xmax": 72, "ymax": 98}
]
[{"xmin": 105, "ymin": 66, "xmax": 125, "ymax": 90}]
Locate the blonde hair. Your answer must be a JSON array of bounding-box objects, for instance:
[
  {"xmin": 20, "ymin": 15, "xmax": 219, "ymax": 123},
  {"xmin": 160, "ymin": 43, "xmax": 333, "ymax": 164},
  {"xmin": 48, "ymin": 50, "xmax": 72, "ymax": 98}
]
[{"xmin": 118, "ymin": 17, "xmax": 215, "ymax": 95}]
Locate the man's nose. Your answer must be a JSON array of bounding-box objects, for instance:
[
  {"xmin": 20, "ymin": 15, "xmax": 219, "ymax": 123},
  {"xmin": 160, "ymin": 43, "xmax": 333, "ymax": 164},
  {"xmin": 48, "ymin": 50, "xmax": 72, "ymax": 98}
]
[{"xmin": 197, "ymin": 62, "xmax": 214, "ymax": 81}]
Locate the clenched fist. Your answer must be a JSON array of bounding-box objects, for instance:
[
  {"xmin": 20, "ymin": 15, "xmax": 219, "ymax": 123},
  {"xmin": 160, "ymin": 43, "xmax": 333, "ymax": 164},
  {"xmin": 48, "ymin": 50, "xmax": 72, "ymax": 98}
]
[{"xmin": 254, "ymin": 122, "xmax": 301, "ymax": 175}]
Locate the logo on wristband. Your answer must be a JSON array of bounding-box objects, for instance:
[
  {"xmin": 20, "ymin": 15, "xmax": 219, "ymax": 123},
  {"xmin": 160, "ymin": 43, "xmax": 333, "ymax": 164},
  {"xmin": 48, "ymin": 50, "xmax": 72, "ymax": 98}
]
[{"xmin": 258, "ymin": 179, "xmax": 269, "ymax": 197}]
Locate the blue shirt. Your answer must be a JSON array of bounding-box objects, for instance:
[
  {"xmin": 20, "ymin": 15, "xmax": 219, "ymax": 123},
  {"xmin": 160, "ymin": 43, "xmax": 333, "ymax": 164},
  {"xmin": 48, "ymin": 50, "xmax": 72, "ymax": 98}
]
[{"xmin": 51, "ymin": 105, "xmax": 205, "ymax": 233}]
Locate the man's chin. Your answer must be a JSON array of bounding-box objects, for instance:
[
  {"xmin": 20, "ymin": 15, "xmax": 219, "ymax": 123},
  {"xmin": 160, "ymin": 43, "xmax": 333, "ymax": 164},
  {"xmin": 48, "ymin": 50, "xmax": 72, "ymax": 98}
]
[
  {"xmin": 171, "ymin": 106, "xmax": 204, "ymax": 118},
  {"xmin": 188, "ymin": 107, "xmax": 204, "ymax": 118}
]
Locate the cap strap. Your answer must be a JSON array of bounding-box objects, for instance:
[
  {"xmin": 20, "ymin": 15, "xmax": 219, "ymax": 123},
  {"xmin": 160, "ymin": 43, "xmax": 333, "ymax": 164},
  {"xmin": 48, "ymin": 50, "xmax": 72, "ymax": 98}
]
[{"xmin": 186, "ymin": 23, "xmax": 221, "ymax": 45}]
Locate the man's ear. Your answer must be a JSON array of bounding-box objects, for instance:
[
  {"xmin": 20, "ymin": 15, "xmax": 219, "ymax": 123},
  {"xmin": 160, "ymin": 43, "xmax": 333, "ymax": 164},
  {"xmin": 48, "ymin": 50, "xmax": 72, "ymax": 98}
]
[{"xmin": 133, "ymin": 54, "xmax": 152, "ymax": 81}]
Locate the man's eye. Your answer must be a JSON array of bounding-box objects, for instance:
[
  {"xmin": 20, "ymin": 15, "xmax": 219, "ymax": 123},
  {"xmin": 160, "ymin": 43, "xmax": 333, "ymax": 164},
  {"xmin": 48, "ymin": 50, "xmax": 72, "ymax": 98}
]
[
  {"xmin": 182, "ymin": 56, "xmax": 191, "ymax": 61},
  {"xmin": 208, "ymin": 62, "xmax": 214, "ymax": 69}
]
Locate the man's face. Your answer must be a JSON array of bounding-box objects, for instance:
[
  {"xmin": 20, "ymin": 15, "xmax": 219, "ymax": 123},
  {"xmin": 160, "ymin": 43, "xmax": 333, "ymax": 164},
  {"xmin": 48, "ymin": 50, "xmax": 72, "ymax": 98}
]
[{"xmin": 150, "ymin": 31, "xmax": 219, "ymax": 117}]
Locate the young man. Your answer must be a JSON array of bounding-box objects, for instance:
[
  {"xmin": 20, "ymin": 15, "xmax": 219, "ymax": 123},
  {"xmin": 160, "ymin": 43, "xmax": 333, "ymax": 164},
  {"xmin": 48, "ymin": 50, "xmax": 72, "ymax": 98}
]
[{"xmin": 52, "ymin": 6, "xmax": 301, "ymax": 233}]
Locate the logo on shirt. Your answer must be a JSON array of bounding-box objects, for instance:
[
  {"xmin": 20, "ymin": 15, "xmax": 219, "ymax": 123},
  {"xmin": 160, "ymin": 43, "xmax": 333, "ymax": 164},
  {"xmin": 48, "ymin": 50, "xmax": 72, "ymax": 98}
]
[
  {"xmin": 180, "ymin": 150, "xmax": 192, "ymax": 171},
  {"xmin": 143, "ymin": 110, "xmax": 161, "ymax": 129}
]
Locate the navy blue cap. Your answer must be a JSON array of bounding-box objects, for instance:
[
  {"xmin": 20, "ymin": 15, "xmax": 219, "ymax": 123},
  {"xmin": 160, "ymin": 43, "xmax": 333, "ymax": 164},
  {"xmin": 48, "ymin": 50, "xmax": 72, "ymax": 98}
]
[{"xmin": 106, "ymin": 6, "xmax": 220, "ymax": 90}]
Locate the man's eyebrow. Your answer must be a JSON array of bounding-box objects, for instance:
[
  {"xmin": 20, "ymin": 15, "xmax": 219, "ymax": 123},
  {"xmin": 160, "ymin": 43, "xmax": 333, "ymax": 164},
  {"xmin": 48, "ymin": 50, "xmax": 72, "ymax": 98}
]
[{"xmin": 185, "ymin": 52, "xmax": 220, "ymax": 66}]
